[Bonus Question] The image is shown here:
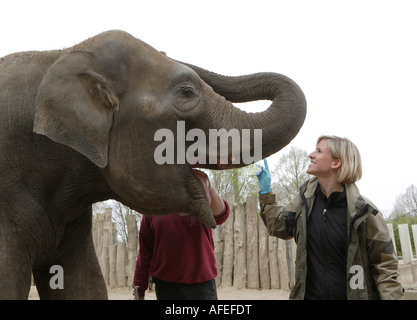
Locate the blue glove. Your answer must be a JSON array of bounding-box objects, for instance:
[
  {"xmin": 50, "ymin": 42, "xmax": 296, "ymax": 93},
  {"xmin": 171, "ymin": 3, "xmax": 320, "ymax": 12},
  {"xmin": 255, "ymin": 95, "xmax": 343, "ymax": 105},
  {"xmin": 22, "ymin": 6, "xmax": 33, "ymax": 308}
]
[{"xmin": 256, "ymin": 159, "xmax": 272, "ymax": 194}]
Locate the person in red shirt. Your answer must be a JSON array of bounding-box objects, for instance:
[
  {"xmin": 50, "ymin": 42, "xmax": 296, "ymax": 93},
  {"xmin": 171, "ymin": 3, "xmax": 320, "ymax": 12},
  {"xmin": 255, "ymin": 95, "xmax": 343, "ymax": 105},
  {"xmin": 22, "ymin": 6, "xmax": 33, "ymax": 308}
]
[{"xmin": 132, "ymin": 170, "xmax": 230, "ymax": 300}]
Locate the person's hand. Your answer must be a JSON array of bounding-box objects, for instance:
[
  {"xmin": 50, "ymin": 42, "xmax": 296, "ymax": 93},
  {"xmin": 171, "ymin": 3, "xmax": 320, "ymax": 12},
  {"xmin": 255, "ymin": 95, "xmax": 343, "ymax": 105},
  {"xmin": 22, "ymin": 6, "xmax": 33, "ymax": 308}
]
[
  {"xmin": 256, "ymin": 159, "xmax": 272, "ymax": 194},
  {"xmin": 132, "ymin": 285, "xmax": 142, "ymax": 300}
]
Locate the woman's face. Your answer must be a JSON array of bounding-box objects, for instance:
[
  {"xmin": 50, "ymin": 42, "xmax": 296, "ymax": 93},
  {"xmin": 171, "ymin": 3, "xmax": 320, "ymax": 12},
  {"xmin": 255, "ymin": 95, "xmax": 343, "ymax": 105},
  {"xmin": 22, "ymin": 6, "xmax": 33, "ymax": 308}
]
[{"xmin": 307, "ymin": 139, "xmax": 341, "ymax": 178}]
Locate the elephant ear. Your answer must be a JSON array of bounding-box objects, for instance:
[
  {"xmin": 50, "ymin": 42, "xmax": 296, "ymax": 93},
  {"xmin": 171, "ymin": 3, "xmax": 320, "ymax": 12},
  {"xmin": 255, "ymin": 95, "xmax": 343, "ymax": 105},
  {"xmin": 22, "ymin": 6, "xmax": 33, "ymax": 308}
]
[{"xmin": 33, "ymin": 51, "xmax": 119, "ymax": 168}]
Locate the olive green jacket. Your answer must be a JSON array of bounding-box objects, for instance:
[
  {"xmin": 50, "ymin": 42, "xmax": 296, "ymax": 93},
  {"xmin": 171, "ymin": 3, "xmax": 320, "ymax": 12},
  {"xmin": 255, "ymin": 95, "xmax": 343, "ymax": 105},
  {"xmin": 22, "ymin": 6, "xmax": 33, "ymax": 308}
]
[{"xmin": 259, "ymin": 177, "xmax": 404, "ymax": 300}]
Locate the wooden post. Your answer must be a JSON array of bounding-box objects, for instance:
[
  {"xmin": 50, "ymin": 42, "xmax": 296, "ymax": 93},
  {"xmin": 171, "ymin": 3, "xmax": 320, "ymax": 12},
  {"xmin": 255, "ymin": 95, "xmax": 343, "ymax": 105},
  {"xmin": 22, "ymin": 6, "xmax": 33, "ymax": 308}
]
[
  {"xmin": 398, "ymin": 224, "xmax": 413, "ymax": 264},
  {"xmin": 100, "ymin": 210, "xmax": 113, "ymax": 284},
  {"xmin": 94, "ymin": 213, "xmax": 104, "ymax": 263},
  {"xmin": 233, "ymin": 202, "xmax": 247, "ymax": 289},
  {"xmin": 258, "ymin": 215, "xmax": 271, "ymax": 289},
  {"xmin": 213, "ymin": 224, "xmax": 223, "ymax": 288},
  {"xmin": 116, "ymin": 241, "xmax": 127, "ymax": 287},
  {"xmin": 412, "ymin": 225, "xmax": 417, "ymax": 259},
  {"xmin": 109, "ymin": 244, "xmax": 117, "ymax": 288},
  {"xmin": 387, "ymin": 223, "xmax": 397, "ymax": 254},
  {"xmin": 277, "ymin": 238, "xmax": 290, "ymax": 290},
  {"xmin": 246, "ymin": 196, "xmax": 259, "ymax": 289},
  {"xmin": 268, "ymin": 236, "xmax": 280, "ymax": 289},
  {"xmin": 221, "ymin": 193, "xmax": 235, "ymax": 287},
  {"xmin": 100, "ymin": 246, "xmax": 110, "ymax": 284},
  {"xmin": 105, "ymin": 207, "xmax": 114, "ymax": 243},
  {"xmin": 92, "ymin": 214, "xmax": 98, "ymax": 251},
  {"xmin": 126, "ymin": 214, "xmax": 139, "ymax": 287},
  {"xmin": 287, "ymin": 239, "xmax": 296, "ymax": 288}
]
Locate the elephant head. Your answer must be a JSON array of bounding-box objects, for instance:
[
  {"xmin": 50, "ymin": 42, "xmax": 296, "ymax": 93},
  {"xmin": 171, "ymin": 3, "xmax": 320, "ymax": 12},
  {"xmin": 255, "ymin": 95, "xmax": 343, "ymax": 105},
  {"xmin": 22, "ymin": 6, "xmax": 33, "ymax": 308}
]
[{"xmin": 33, "ymin": 30, "xmax": 306, "ymax": 227}]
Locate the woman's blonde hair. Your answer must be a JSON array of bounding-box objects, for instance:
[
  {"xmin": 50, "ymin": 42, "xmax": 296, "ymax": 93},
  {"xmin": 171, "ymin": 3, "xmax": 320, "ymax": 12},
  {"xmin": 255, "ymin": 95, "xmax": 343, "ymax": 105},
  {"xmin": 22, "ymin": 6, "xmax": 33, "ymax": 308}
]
[{"xmin": 317, "ymin": 135, "xmax": 362, "ymax": 184}]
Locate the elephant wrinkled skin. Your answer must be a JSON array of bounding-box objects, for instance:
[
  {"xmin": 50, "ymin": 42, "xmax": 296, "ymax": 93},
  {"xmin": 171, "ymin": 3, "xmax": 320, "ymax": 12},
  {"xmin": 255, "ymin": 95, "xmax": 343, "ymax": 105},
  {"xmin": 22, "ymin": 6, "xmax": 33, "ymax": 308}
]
[{"xmin": 0, "ymin": 30, "xmax": 306, "ymax": 299}]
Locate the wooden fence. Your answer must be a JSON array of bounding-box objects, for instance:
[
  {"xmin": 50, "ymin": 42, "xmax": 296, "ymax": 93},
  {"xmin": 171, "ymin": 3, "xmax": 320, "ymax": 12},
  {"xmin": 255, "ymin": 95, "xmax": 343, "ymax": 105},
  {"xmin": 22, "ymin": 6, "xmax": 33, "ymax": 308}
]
[
  {"xmin": 92, "ymin": 194, "xmax": 296, "ymax": 290},
  {"xmin": 213, "ymin": 193, "xmax": 295, "ymax": 290},
  {"xmin": 92, "ymin": 208, "xmax": 138, "ymax": 288},
  {"xmin": 93, "ymin": 199, "xmax": 417, "ymax": 290},
  {"xmin": 389, "ymin": 223, "xmax": 417, "ymax": 287}
]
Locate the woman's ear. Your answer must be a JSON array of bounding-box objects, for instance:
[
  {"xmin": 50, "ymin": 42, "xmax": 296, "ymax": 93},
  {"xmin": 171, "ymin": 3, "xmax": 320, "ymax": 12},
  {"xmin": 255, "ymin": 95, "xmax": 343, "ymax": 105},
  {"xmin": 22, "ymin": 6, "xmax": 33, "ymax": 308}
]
[
  {"xmin": 33, "ymin": 51, "xmax": 119, "ymax": 168},
  {"xmin": 332, "ymin": 158, "xmax": 342, "ymax": 169}
]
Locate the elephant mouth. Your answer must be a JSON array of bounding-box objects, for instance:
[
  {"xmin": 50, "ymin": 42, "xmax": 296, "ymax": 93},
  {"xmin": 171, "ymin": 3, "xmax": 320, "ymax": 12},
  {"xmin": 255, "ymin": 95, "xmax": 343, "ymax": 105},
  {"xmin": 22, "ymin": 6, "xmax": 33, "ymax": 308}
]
[
  {"xmin": 188, "ymin": 153, "xmax": 238, "ymax": 170},
  {"xmin": 184, "ymin": 166, "xmax": 217, "ymax": 228},
  {"xmin": 190, "ymin": 162, "xmax": 234, "ymax": 170},
  {"xmin": 185, "ymin": 155, "xmax": 236, "ymax": 228}
]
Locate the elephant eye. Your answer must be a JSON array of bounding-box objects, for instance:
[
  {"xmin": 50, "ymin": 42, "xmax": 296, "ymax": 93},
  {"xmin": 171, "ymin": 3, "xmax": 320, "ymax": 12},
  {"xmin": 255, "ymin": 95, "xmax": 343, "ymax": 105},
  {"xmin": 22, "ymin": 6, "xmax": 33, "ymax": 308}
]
[
  {"xmin": 180, "ymin": 84, "xmax": 197, "ymax": 99},
  {"xmin": 172, "ymin": 81, "xmax": 200, "ymax": 112}
]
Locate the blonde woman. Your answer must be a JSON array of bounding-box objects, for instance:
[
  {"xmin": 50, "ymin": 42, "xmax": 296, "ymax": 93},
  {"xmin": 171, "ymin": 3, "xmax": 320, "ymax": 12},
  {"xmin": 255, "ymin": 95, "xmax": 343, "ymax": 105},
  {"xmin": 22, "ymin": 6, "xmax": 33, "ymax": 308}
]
[{"xmin": 256, "ymin": 135, "xmax": 403, "ymax": 300}]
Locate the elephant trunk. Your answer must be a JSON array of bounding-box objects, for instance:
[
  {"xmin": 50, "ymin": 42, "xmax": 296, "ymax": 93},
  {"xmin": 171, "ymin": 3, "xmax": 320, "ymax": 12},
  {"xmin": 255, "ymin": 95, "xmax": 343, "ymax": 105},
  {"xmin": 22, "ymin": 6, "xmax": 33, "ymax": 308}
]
[{"xmin": 183, "ymin": 62, "xmax": 307, "ymax": 168}]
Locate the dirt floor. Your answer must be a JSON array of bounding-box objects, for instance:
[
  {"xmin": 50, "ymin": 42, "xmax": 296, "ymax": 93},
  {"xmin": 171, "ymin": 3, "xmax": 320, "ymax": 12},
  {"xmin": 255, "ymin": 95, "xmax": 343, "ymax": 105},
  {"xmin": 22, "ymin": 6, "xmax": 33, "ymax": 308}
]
[{"xmin": 29, "ymin": 285, "xmax": 290, "ymax": 300}]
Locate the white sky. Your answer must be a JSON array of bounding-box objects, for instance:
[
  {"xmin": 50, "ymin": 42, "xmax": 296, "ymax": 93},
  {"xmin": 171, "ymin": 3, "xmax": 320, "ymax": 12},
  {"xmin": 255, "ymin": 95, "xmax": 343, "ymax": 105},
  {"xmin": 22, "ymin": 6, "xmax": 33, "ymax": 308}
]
[{"xmin": 2, "ymin": 0, "xmax": 416, "ymax": 216}]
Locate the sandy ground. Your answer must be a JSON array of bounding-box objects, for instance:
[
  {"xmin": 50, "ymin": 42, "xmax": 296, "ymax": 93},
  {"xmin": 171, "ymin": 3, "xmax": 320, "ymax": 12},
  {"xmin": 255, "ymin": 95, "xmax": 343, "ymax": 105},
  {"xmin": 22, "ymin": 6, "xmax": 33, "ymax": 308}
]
[{"xmin": 29, "ymin": 285, "xmax": 290, "ymax": 300}]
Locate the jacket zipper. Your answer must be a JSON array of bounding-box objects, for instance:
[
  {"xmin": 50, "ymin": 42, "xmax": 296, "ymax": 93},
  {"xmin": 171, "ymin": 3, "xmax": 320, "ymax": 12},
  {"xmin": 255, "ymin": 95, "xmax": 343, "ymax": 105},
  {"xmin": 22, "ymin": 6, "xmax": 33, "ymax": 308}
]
[
  {"xmin": 322, "ymin": 207, "xmax": 329, "ymax": 299},
  {"xmin": 348, "ymin": 205, "xmax": 369, "ymax": 238},
  {"xmin": 299, "ymin": 187, "xmax": 309, "ymax": 222},
  {"xmin": 299, "ymin": 187, "xmax": 309, "ymax": 296},
  {"xmin": 346, "ymin": 204, "xmax": 369, "ymax": 257}
]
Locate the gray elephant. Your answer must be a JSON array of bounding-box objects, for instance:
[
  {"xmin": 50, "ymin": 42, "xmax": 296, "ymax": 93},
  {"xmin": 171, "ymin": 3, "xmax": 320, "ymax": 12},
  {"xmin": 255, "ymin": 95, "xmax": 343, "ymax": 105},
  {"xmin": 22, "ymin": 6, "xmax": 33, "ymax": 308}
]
[{"xmin": 0, "ymin": 30, "xmax": 306, "ymax": 299}]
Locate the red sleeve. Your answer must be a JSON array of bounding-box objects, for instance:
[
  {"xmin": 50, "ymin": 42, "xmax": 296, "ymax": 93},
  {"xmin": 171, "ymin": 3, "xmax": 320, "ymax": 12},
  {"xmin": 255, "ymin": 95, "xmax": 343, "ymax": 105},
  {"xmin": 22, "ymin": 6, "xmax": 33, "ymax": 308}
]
[
  {"xmin": 133, "ymin": 216, "xmax": 154, "ymax": 297},
  {"xmin": 214, "ymin": 200, "xmax": 230, "ymax": 225}
]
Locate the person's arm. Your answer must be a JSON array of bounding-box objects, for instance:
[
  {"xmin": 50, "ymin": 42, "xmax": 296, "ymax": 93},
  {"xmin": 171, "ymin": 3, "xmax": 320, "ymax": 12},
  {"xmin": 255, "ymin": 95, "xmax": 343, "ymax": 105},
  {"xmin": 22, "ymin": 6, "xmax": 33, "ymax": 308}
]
[
  {"xmin": 259, "ymin": 192, "xmax": 297, "ymax": 240},
  {"xmin": 366, "ymin": 212, "xmax": 404, "ymax": 300},
  {"xmin": 208, "ymin": 185, "xmax": 226, "ymax": 216},
  {"xmin": 257, "ymin": 159, "xmax": 295, "ymax": 240}
]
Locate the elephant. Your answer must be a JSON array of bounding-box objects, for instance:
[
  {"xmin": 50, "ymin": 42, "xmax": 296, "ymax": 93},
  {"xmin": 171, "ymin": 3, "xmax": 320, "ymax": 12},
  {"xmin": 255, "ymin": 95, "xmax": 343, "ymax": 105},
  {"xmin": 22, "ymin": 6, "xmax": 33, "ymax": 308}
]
[{"xmin": 0, "ymin": 30, "xmax": 306, "ymax": 299}]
